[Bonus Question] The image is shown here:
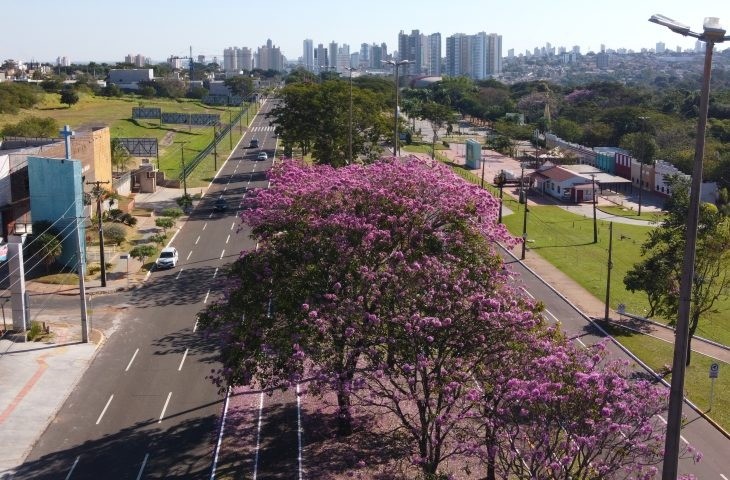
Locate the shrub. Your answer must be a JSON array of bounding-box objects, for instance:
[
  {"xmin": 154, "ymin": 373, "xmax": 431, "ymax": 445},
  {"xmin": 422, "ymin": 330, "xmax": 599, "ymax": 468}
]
[
  {"xmin": 107, "ymin": 208, "xmax": 124, "ymax": 221},
  {"xmin": 149, "ymin": 234, "xmax": 166, "ymax": 246},
  {"xmin": 161, "ymin": 207, "xmax": 184, "ymax": 220},
  {"xmin": 155, "ymin": 217, "xmax": 174, "ymax": 233},
  {"xmin": 120, "ymin": 213, "xmax": 137, "ymax": 226},
  {"xmin": 103, "ymin": 223, "xmax": 127, "ymax": 246},
  {"xmin": 130, "ymin": 244, "xmax": 157, "ymax": 264}
]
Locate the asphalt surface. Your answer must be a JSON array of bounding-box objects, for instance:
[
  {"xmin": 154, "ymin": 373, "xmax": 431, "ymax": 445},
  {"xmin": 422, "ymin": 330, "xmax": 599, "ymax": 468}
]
[{"xmin": 13, "ymin": 99, "xmax": 279, "ymax": 480}]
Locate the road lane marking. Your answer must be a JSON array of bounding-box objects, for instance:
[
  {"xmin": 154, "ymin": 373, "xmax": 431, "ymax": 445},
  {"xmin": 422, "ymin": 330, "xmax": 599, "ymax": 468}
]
[
  {"xmin": 178, "ymin": 349, "xmax": 189, "ymax": 371},
  {"xmin": 64, "ymin": 455, "xmax": 80, "ymax": 480},
  {"xmin": 252, "ymin": 392, "xmax": 265, "ymax": 480},
  {"xmin": 211, "ymin": 386, "xmax": 232, "ymax": 479},
  {"xmin": 159, "ymin": 392, "xmax": 172, "ymax": 423},
  {"xmin": 520, "ymin": 286, "xmax": 535, "ymax": 299},
  {"xmin": 226, "ymin": 234, "xmax": 230, "ymax": 244},
  {"xmin": 195, "ymin": 235, "xmax": 200, "ymax": 245},
  {"xmin": 657, "ymin": 415, "xmax": 668, "ymax": 424},
  {"xmin": 720, "ymin": 474, "xmax": 728, "ymax": 480},
  {"xmin": 544, "ymin": 309, "xmax": 559, "ymax": 323},
  {"xmin": 297, "ymin": 383, "xmax": 303, "ymax": 480},
  {"xmin": 224, "ymin": 186, "xmax": 227, "ymax": 192},
  {"xmin": 125, "ymin": 349, "xmax": 139, "ymax": 372},
  {"xmin": 187, "ymin": 251, "xmax": 193, "ymax": 260},
  {"xmin": 220, "ymin": 249, "xmax": 225, "ymax": 259},
  {"xmin": 209, "ymin": 211, "xmax": 214, "ymax": 218},
  {"xmin": 96, "ymin": 394, "xmax": 114, "ymax": 425},
  {"xmin": 213, "ymin": 267, "xmax": 219, "ymax": 278},
  {"xmin": 176, "ymin": 268, "xmax": 184, "ymax": 280},
  {"xmin": 680, "ymin": 434, "xmax": 689, "ymax": 445},
  {"xmin": 575, "ymin": 338, "xmax": 587, "ymax": 348},
  {"xmin": 135, "ymin": 453, "xmax": 149, "ymax": 480},
  {"xmin": 193, "ymin": 319, "xmax": 199, "ymax": 332},
  {"xmin": 231, "ymin": 222, "xmax": 235, "ymax": 231},
  {"xmin": 203, "ymin": 289, "xmax": 210, "ymax": 304},
  {"xmin": 203, "ymin": 222, "xmax": 207, "ymax": 231}
]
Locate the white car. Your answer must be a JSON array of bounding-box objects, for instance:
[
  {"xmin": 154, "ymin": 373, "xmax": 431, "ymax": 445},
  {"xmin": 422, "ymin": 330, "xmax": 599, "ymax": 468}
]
[
  {"xmin": 256, "ymin": 152, "xmax": 268, "ymax": 161},
  {"xmin": 155, "ymin": 247, "xmax": 179, "ymax": 269}
]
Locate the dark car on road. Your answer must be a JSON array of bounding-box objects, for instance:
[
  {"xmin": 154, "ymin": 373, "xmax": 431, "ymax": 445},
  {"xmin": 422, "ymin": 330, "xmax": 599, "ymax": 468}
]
[{"xmin": 214, "ymin": 197, "xmax": 228, "ymax": 212}]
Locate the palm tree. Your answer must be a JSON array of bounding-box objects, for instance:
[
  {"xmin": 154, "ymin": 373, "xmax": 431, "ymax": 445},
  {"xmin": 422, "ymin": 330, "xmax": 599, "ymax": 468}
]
[{"xmin": 36, "ymin": 233, "xmax": 62, "ymax": 272}]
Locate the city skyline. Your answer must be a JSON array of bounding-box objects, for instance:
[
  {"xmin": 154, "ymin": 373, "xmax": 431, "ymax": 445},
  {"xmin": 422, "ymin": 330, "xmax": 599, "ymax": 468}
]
[{"xmin": 3, "ymin": 0, "xmax": 729, "ymax": 64}]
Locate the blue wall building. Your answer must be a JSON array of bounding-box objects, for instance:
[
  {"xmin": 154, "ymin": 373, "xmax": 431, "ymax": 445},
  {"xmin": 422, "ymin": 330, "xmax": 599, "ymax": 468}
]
[{"xmin": 28, "ymin": 156, "xmax": 85, "ymax": 268}]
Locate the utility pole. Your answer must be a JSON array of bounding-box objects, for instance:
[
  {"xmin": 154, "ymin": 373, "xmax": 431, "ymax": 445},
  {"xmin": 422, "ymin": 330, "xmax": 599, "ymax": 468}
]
[
  {"xmin": 175, "ymin": 141, "xmax": 188, "ymax": 196},
  {"xmin": 521, "ymin": 165, "xmax": 529, "ymax": 260},
  {"xmin": 87, "ymin": 181, "xmax": 110, "ymax": 287},
  {"xmin": 75, "ymin": 216, "xmax": 89, "ymax": 342},
  {"xmin": 591, "ymin": 173, "xmax": 598, "ymax": 243},
  {"xmin": 229, "ymin": 109, "xmax": 233, "ymax": 150},
  {"xmin": 604, "ymin": 222, "xmax": 613, "ymax": 321},
  {"xmin": 213, "ymin": 123, "xmax": 218, "ymax": 171}
]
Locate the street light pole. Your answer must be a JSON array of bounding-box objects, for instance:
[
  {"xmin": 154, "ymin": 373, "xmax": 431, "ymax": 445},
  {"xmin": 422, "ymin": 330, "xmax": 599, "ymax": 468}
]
[
  {"xmin": 520, "ymin": 165, "xmax": 528, "ymax": 260},
  {"xmin": 649, "ymin": 14, "xmax": 729, "ymax": 480},
  {"xmin": 383, "ymin": 59, "xmax": 410, "ymax": 157},
  {"xmin": 345, "ymin": 67, "xmax": 356, "ymax": 164}
]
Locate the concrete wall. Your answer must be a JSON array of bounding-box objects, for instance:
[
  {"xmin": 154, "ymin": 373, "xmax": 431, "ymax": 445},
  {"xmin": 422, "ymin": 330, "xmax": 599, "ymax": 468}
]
[
  {"xmin": 38, "ymin": 127, "xmax": 112, "ymax": 189},
  {"xmin": 27, "ymin": 156, "xmax": 85, "ymax": 267}
]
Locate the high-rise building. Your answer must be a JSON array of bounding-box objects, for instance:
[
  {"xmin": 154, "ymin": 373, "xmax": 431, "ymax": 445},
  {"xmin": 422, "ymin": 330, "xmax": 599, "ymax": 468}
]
[
  {"xmin": 328, "ymin": 41, "xmax": 338, "ymax": 70},
  {"xmin": 428, "ymin": 33, "xmax": 441, "ymax": 75},
  {"xmin": 445, "ymin": 33, "xmax": 469, "ymax": 77},
  {"xmin": 303, "ymin": 39, "xmax": 314, "ymax": 71},
  {"xmin": 370, "ymin": 43, "xmax": 385, "ymax": 69},
  {"xmin": 486, "ymin": 33, "xmax": 502, "ymax": 75},
  {"xmin": 337, "ymin": 44, "xmax": 350, "ymax": 72},
  {"xmin": 237, "ymin": 47, "xmax": 252, "ymax": 72},
  {"xmin": 197, "ymin": 55, "xmax": 206, "ymax": 64},
  {"xmin": 359, "ymin": 43, "xmax": 370, "ymax": 68},
  {"xmin": 56, "ymin": 56, "xmax": 71, "ymax": 67},
  {"xmin": 471, "ymin": 32, "xmax": 489, "ymax": 79},
  {"xmin": 398, "ymin": 29, "xmax": 423, "ymax": 75},
  {"xmin": 223, "ymin": 47, "xmax": 238, "ymax": 72},
  {"xmin": 656, "ymin": 42, "xmax": 666, "ymax": 53},
  {"xmin": 256, "ymin": 39, "xmax": 283, "ymax": 71},
  {"xmin": 316, "ymin": 43, "xmax": 328, "ymax": 72},
  {"xmin": 596, "ymin": 51, "xmax": 609, "ymax": 68}
]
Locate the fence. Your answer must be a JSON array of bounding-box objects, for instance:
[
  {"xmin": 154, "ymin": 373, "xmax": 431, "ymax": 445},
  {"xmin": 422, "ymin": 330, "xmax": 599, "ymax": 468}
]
[{"xmin": 178, "ymin": 108, "xmax": 245, "ymax": 181}]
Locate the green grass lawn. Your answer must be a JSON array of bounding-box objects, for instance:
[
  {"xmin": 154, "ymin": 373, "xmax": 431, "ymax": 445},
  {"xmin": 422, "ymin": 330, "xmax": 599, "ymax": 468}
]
[
  {"xmin": 598, "ymin": 204, "xmax": 666, "ymax": 223},
  {"xmin": 0, "ymin": 92, "xmax": 259, "ymax": 188},
  {"xmin": 602, "ymin": 322, "xmax": 729, "ymax": 431}
]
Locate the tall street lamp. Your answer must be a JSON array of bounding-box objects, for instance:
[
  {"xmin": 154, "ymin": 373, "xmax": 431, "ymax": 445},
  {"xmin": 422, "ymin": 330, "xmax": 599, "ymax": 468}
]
[
  {"xmin": 649, "ymin": 14, "xmax": 730, "ymax": 480},
  {"xmin": 383, "ymin": 59, "xmax": 410, "ymax": 157}
]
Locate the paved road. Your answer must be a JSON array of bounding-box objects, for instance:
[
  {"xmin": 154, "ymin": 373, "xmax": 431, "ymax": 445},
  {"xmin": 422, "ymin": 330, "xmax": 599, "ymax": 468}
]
[
  {"xmin": 14, "ymin": 100, "xmax": 279, "ymax": 480},
  {"xmin": 502, "ymin": 250, "xmax": 729, "ymax": 479}
]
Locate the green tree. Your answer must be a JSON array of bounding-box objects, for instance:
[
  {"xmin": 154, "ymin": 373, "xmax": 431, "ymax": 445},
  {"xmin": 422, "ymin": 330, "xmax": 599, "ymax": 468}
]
[
  {"xmin": 224, "ymin": 75, "xmax": 254, "ymax": 96},
  {"xmin": 130, "ymin": 244, "xmax": 157, "ymax": 265},
  {"xmin": 624, "ymin": 175, "xmax": 730, "ymax": 365},
  {"xmin": 102, "ymin": 223, "xmax": 127, "ymax": 246},
  {"xmin": 1, "ymin": 116, "xmax": 58, "ymax": 138},
  {"xmin": 420, "ymin": 101, "xmax": 455, "ymax": 159},
  {"xmin": 110, "ymin": 138, "xmax": 133, "ymax": 172},
  {"xmin": 155, "ymin": 217, "xmax": 174, "ymax": 234},
  {"xmin": 60, "ymin": 89, "xmax": 79, "ymax": 107},
  {"xmin": 139, "ymin": 86, "xmax": 156, "ymax": 98},
  {"xmin": 36, "ymin": 233, "xmax": 63, "ymax": 272}
]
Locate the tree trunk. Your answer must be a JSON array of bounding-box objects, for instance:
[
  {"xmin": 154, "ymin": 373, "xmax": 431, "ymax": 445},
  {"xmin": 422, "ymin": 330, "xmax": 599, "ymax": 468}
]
[{"xmin": 336, "ymin": 388, "xmax": 353, "ymax": 436}]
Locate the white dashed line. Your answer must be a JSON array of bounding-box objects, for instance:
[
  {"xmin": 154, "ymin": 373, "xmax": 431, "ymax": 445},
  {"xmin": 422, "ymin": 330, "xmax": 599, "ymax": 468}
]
[
  {"xmin": 208, "ymin": 211, "xmax": 214, "ymax": 218},
  {"xmin": 158, "ymin": 392, "xmax": 172, "ymax": 423},
  {"xmin": 520, "ymin": 286, "xmax": 535, "ymax": 299},
  {"xmin": 64, "ymin": 455, "xmax": 80, "ymax": 480},
  {"xmin": 178, "ymin": 349, "xmax": 189, "ymax": 371},
  {"xmin": 226, "ymin": 234, "xmax": 230, "ymax": 244},
  {"xmin": 186, "ymin": 251, "xmax": 193, "ymax": 260},
  {"xmin": 135, "ymin": 453, "xmax": 149, "ymax": 480},
  {"xmin": 575, "ymin": 338, "xmax": 586, "ymax": 348},
  {"xmin": 195, "ymin": 235, "xmax": 200, "ymax": 245},
  {"xmin": 193, "ymin": 319, "xmax": 199, "ymax": 332},
  {"xmin": 96, "ymin": 394, "xmax": 114, "ymax": 425},
  {"xmin": 220, "ymin": 249, "xmax": 225, "ymax": 259},
  {"xmin": 176, "ymin": 268, "xmax": 184, "ymax": 280},
  {"xmin": 720, "ymin": 474, "xmax": 728, "ymax": 480},
  {"xmin": 202, "ymin": 222, "xmax": 207, "ymax": 231},
  {"xmin": 203, "ymin": 289, "xmax": 210, "ymax": 304},
  {"xmin": 252, "ymin": 392, "xmax": 265, "ymax": 480},
  {"xmin": 657, "ymin": 415, "xmax": 668, "ymax": 424},
  {"xmin": 231, "ymin": 222, "xmax": 235, "ymax": 231},
  {"xmin": 125, "ymin": 349, "xmax": 139, "ymax": 372},
  {"xmin": 680, "ymin": 434, "xmax": 689, "ymax": 445}
]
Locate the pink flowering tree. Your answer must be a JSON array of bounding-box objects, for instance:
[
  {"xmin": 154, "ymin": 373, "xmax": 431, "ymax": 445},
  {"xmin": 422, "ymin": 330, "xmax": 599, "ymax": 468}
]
[
  {"xmin": 467, "ymin": 339, "xmax": 699, "ymax": 480},
  {"xmin": 199, "ymin": 158, "xmax": 516, "ymax": 436},
  {"xmin": 353, "ymin": 251, "xmax": 544, "ymax": 477}
]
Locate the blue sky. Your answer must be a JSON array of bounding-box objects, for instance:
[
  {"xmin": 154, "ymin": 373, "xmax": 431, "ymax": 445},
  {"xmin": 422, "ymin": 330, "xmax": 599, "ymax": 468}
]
[{"xmin": 4, "ymin": 0, "xmax": 730, "ymax": 63}]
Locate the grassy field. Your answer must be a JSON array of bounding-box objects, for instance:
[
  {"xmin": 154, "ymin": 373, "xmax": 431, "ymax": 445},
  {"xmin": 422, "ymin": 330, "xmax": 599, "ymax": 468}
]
[
  {"xmin": 602, "ymin": 322, "xmax": 729, "ymax": 431},
  {"xmin": 0, "ymin": 91, "xmax": 254, "ymax": 187},
  {"xmin": 598, "ymin": 204, "xmax": 667, "ymax": 223}
]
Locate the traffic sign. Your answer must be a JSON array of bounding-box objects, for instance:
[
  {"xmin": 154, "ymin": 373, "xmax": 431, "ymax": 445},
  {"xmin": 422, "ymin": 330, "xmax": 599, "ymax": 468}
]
[{"xmin": 709, "ymin": 363, "xmax": 719, "ymax": 379}]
